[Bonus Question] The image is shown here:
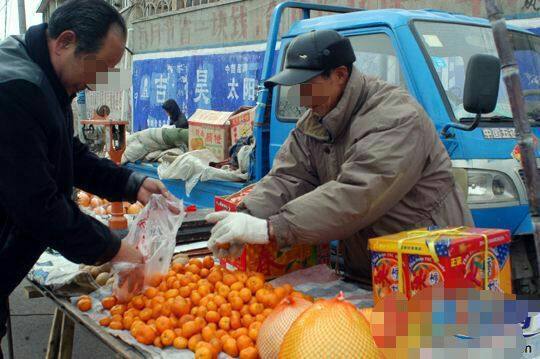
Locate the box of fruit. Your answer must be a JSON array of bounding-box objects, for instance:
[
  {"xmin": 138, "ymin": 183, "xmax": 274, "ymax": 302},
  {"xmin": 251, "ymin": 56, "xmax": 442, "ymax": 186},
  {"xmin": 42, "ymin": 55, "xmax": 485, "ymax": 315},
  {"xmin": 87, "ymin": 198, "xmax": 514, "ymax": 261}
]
[
  {"xmin": 214, "ymin": 187, "xmax": 330, "ymax": 278},
  {"xmin": 188, "ymin": 109, "xmax": 233, "ymax": 161},
  {"xmin": 368, "ymin": 226, "xmax": 512, "ymax": 303}
]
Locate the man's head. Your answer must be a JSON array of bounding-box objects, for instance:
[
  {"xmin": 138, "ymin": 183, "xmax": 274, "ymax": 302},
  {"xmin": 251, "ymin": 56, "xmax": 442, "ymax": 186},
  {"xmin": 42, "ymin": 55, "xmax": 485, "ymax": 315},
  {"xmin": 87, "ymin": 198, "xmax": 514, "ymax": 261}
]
[
  {"xmin": 265, "ymin": 30, "xmax": 356, "ymax": 117},
  {"xmin": 46, "ymin": 0, "xmax": 127, "ymax": 95}
]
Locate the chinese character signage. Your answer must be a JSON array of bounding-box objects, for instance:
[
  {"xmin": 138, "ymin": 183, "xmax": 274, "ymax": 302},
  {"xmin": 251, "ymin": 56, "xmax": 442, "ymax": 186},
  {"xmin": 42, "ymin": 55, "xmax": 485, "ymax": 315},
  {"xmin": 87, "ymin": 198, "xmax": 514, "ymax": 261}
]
[{"xmin": 132, "ymin": 48, "xmax": 271, "ymax": 131}]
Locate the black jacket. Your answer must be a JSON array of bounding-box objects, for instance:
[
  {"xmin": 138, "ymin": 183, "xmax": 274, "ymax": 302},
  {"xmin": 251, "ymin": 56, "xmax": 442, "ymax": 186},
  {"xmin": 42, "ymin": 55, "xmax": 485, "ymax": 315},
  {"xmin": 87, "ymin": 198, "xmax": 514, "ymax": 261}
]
[{"xmin": 0, "ymin": 24, "xmax": 145, "ymax": 297}]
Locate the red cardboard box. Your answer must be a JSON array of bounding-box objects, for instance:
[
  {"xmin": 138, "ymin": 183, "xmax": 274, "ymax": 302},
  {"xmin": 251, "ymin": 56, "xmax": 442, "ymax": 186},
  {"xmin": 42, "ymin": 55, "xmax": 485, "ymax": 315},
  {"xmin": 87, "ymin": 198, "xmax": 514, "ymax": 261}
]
[
  {"xmin": 368, "ymin": 227, "xmax": 513, "ymax": 303},
  {"xmin": 215, "ymin": 186, "xmax": 329, "ymax": 278}
]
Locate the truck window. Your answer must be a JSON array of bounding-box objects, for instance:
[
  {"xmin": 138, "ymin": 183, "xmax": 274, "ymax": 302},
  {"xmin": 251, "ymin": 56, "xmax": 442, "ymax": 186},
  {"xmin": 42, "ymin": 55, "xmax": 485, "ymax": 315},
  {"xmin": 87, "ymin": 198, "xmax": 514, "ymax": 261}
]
[
  {"xmin": 414, "ymin": 21, "xmax": 540, "ymax": 122},
  {"xmin": 277, "ymin": 33, "xmax": 406, "ymax": 122}
]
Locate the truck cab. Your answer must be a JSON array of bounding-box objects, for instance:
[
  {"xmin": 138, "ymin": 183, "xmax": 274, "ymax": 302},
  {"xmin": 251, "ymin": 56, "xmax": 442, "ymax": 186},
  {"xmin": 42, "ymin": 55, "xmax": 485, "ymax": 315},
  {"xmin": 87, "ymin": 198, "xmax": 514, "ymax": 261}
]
[
  {"xmin": 256, "ymin": 4, "xmax": 540, "ymax": 237},
  {"xmin": 127, "ymin": 2, "xmax": 540, "ymax": 290}
]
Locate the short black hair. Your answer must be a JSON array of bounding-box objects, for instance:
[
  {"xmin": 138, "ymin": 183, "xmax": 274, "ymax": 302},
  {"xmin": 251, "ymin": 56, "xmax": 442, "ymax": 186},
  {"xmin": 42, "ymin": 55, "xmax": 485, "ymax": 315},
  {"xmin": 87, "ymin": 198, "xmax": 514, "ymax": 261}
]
[
  {"xmin": 321, "ymin": 63, "xmax": 354, "ymax": 79},
  {"xmin": 48, "ymin": 0, "xmax": 127, "ymax": 55}
]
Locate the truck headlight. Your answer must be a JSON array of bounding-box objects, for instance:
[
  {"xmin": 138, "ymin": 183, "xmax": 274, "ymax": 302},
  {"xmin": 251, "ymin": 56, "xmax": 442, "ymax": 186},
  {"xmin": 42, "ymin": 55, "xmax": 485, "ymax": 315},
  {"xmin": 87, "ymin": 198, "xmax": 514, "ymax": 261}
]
[{"xmin": 467, "ymin": 169, "xmax": 518, "ymax": 204}]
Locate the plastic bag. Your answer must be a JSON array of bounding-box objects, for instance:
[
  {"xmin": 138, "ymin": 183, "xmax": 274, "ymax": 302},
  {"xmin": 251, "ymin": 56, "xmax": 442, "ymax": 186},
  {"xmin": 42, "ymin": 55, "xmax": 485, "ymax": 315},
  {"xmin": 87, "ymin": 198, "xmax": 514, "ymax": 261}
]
[{"xmin": 113, "ymin": 194, "xmax": 185, "ymax": 302}]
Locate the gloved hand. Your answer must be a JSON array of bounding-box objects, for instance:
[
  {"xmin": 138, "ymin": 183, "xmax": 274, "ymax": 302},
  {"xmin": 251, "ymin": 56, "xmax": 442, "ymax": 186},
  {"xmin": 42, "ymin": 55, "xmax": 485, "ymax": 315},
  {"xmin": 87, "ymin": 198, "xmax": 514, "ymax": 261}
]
[{"xmin": 205, "ymin": 211, "xmax": 269, "ymax": 259}]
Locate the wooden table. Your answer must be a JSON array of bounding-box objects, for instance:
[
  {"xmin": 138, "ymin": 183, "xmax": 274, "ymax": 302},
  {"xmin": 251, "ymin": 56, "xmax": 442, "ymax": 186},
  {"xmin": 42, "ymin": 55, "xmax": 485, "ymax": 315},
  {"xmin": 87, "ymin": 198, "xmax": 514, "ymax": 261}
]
[{"xmin": 25, "ymin": 281, "xmax": 145, "ymax": 359}]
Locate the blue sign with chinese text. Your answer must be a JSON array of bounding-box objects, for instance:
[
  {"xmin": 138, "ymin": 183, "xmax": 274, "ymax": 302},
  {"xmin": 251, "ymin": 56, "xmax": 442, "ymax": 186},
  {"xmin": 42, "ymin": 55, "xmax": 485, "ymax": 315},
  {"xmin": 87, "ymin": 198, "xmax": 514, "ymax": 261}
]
[{"xmin": 132, "ymin": 49, "xmax": 269, "ymax": 131}]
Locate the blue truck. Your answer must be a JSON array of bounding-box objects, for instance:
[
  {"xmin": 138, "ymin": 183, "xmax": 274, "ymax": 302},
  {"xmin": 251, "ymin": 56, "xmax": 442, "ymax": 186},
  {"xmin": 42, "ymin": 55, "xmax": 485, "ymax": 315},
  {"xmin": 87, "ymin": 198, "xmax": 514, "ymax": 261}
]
[{"xmin": 127, "ymin": 2, "xmax": 540, "ymax": 293}]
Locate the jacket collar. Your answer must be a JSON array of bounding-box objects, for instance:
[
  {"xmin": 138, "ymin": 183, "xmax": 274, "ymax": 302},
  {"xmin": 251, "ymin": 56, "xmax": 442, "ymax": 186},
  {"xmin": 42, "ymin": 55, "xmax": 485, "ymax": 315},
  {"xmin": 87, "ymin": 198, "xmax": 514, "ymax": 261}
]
[
  {"xmin": 24, "ymin": 23, "xmax": 73, "ymax": 107},
  {"xmin": 297, "ymin": 68, "xmax": 367, "ymax": 143}
]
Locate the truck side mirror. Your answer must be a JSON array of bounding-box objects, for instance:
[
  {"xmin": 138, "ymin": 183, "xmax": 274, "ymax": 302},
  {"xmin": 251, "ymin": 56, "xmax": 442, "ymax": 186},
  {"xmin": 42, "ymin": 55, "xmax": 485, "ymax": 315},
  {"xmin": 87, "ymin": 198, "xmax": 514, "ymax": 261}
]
[
  {"xmin": 441, "ymin": 54, "xmax": 501, "ymax": 138},
  {"xmin": 463, "ymin": 54, "xmax": 500, "ymax": 114}
]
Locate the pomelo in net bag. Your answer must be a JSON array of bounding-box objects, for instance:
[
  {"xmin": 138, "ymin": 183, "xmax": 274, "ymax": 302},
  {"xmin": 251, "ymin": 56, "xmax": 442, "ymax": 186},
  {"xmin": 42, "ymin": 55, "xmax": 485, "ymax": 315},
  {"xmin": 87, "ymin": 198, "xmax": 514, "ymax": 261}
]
[
  {"xmin": 257, "ymin": 295, "xmax": 312, "ymax": 359},
  {"xmin": 279, "ymin": 293, "xmax": 382, "ymax": 358}
]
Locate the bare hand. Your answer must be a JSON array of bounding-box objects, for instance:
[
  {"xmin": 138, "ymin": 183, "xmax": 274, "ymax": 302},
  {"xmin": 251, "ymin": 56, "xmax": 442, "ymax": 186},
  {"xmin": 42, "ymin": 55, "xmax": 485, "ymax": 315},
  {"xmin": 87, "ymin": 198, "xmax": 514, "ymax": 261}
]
[
  {"xmin": 111, "ymin": 241, "xmax": 145, "ymax": 301},
  {"xmin": 137, "ymin": 178, "xmax": 180, "ymax": 214},
  {"xmin": 111, "ymin": 241, "xmax": 144, "ymax": 264}
]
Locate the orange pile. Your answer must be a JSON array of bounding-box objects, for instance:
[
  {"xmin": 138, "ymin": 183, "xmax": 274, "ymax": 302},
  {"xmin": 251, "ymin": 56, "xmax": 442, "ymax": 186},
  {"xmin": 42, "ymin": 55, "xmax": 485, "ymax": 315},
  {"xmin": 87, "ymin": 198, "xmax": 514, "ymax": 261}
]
[
  {"xmin": 76, "ymin": 190, "xmax": 143, "ymax": 216},
  {"xmin": 90, "ymin": 256, "xmax": 308, "ymax": 358}
]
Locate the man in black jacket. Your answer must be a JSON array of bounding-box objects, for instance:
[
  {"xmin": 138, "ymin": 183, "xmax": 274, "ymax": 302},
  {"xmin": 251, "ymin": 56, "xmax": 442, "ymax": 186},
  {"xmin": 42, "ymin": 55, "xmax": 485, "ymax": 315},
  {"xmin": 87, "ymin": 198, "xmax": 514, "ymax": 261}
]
[{"xmin": 0, "ymin": 0, "xmax": 171, "ymax": 343}]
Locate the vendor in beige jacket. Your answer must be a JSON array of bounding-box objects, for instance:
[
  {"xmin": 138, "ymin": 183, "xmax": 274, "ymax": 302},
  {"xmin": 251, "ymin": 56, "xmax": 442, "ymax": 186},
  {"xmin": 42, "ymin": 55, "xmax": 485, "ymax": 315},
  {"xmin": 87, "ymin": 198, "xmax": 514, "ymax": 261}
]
[{"xmin": 206, "ymin": 29, "xmax": 473, "ymax": 285}]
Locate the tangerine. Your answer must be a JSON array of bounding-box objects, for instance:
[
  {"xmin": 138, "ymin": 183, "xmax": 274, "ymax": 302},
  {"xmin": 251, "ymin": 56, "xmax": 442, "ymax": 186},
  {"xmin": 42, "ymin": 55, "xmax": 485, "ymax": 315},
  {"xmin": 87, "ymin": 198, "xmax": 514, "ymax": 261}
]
[
  {"xmin": 202, "ymin": 256, "xmax": 214, "ymax": 269},
  {"xmin": 173, "ymin": 336, "xmax": 188, "ymax": 349},
  {"xmin": 172, "ymin": 298, "xmax": 191, "ymax": 317},
  {"xmin": 188, "ymin": 334, "xmax": 203, "ymax": 351},
  {"xmin": 239, "ymin": 288, "xmax": 252, "ymax": 303},
  {"xmin": 153, "ymin": 336, "xmax": 163, "ymax": 348},
  {"xmin": 109, "ymin": 321, "xmax": 123, "ymax": 330},
  {"xmin": 205, "ymin": 311, "xmax": 220, "ymax": 324},
  {"xmin": 135, "ymin": 324, "xmax": 156, "ymax": 345},
  {"xmin": 249, "ymin": 303, "xmax": 264, "ymax": 316},
  {"xmin": 236, "ymin": 334, "xmax": 253, "ymax": 352},
  {"xmin": 218, "ymin": 316, "xmax": 231, "ymax": 331},
  {"xmin": 99, "ymin": 316, "xmax": 111, "ymax": 327},
  {"xmin": 239, "ymin": 346, "xmax": 259, "ymax": 359},
  {"xmin": 207, "ymin": 271, "xmax": 222, "ymax": 285},
  {"xmin": 202, "ymin": 325, "xmax": 215, "ymax": 342},
  {"xmin": 241, "ymin": 314, "xmax": 254, "ymax": 328},
  {"xmin": 160, "ymin": 329, "xmax": 176, "ymax": 346},
  {"xmin": 155, "ymin": 316, "xmax": 171, "ymax": 334},
  {"xmin": 246, "ymin": 276, "xmax": 264, "ymax": 294},
  {"xmin": 200, "ymin": 268, "xmax": 210, "ymax": 278},
  {"xmin": 165, "ymin": 289, "xmax": 179, "ymax": 299},
  {"xmin": 77, "ymin": 298, "xmax": 92, "ymax": 312},
  {"xmin": 144, "ymin": 287, "xmax": 158, "ymax": 299},
  {"xmin": 139, "ymin": 308, "xmax": 152, "ymax": 322},
  {"xmin": 223, "ymin": 337, "xmax": 239, "ymax": 357},
  {"xmin": 122, "ymin": 316, "xmax": 135, "ymax": 330},
  {"xmin": 223, "ymin": 274, "xmax": 236, "ymax": 286},
  {"xmin": 182, "ymin": 320, "xmax": 199, "ymax": 338},
  {"xmin": 101, "ymin": 296, "xmax": 117, "ymax": 310},
  {"xmin": 179, "ymin": 286, "xmax": 192, "ymax": 298},
  {"xmin": 231, "ymin": 296, "xmax": 244, "ymax": 311},
  {"xmin": 194, "ymin": 345, "xmax": 213, "ymax": 359}
]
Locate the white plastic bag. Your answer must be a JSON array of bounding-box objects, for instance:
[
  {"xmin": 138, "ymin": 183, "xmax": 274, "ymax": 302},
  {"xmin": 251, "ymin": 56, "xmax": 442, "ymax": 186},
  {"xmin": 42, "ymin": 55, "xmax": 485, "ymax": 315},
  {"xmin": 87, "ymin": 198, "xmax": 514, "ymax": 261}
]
[{"xmin": 113, "ymin": 194, "xmax": 185, "ymax": 302}]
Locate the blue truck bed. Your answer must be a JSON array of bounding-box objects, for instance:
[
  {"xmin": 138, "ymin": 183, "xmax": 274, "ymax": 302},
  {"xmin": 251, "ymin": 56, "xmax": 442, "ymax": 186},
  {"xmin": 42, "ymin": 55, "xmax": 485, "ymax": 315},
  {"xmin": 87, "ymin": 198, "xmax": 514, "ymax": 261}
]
[{"xmin": 125, "ymin": 162, "xmax": 248, "ymax": 209}]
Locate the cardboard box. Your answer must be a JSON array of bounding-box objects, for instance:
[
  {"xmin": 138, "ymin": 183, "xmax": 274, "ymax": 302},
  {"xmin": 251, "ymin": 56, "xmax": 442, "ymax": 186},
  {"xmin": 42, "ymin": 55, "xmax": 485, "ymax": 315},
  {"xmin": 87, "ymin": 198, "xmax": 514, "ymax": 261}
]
[
  {"xmin": 188, "ymin": 109, "xmax": 232, "ymax": 161},
  {"xmin": 214, "ymin": 184, "xmax": 256, "ymax": 212},
  {"xmin": 215, "ymin": 186, "xmax": 330, "ymax": 278},
  {"xmin": 368, "ymin": 227, "xmax": 512, "ymax": 304},
  {"xmin": 229, "ymin": 106, "xmax": 256, "ymax": 145}
]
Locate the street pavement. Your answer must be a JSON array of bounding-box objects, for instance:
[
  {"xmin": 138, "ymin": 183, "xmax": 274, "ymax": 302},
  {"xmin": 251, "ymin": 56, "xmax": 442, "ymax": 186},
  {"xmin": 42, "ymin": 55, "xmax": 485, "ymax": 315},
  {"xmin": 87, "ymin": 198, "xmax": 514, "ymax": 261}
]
[{"xmin": 1, "ymin": 279, "xmax": 115, "ymax": 359}]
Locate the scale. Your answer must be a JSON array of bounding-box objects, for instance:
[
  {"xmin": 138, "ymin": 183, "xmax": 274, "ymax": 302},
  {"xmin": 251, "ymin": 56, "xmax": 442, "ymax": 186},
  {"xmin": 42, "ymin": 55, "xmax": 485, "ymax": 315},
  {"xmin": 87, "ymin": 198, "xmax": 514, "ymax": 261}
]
[{"xmin": 81, "ymin": 107, "xmax": 129, "ymax": 231}]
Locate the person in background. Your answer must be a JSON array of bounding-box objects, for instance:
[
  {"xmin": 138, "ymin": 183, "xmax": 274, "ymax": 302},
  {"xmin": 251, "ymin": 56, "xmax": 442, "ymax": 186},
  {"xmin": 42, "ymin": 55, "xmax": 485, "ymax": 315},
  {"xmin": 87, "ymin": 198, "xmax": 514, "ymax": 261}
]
[
  {"xmin": 0, "ymin": 0, "xmax": 174, "ymax": 348},
  {"xmin": 206, "ymin": 30, "xmax": 473, "ymax": 286},
  {"xmin": 162, "ymin": 98, "xmax": 188, "ymax": 128}
]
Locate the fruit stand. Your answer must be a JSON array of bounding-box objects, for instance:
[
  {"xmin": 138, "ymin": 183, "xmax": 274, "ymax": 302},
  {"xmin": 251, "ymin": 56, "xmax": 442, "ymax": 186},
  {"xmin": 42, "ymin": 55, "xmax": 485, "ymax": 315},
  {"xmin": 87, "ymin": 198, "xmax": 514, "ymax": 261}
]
[
  {"xmin": 26, "ymin": 255, "xmax": 374, "ymax": 359},
  {"xmin": 25, "ymin": 281, "xmax": 145, "ymax": 359}
]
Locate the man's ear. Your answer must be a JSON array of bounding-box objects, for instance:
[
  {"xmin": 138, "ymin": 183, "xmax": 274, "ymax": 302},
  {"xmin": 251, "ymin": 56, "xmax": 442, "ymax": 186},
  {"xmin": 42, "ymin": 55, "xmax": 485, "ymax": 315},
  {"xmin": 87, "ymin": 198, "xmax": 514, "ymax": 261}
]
[
  {"xmin": 334, "ymin": 65, "xmax": 350, "ymax": 84},
  {"xmin": 53, "ymin": 30, "xmax": 77, "ymax": 53}
]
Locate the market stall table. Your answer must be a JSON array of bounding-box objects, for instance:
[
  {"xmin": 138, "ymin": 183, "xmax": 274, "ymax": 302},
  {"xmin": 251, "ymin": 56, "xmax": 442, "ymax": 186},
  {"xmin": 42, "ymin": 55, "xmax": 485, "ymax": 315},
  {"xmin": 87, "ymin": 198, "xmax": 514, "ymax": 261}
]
[{"xmin": 25, "ymin": 280, "xmax": 145, "ymax": 359}]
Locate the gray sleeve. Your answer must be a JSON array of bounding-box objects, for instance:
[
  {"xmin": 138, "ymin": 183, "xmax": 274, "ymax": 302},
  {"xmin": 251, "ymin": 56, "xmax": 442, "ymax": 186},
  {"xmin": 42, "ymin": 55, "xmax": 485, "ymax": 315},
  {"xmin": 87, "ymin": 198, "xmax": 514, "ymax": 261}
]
[{"xmin": 241, "ymin": 131, "xmax": 319, "ymax": 219}]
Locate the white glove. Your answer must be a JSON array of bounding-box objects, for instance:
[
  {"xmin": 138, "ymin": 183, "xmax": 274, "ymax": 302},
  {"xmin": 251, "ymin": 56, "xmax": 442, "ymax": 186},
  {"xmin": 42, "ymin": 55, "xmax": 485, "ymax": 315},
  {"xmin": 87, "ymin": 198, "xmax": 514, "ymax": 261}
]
[{"xmin": 205, "ymin": 211, "xmax": 269, "ymax": 259}]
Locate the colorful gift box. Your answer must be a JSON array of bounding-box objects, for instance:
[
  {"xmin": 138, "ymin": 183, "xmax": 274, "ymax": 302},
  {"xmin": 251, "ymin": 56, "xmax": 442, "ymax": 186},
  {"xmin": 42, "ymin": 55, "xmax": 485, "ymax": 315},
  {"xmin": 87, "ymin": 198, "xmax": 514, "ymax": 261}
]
[
  {"xmin": 215, "ymin": 186, "xmax": 330, "ymax": 278},
  {"xmin": 368, "ymin": 227, "xmax": 512, "ymax": 303}
]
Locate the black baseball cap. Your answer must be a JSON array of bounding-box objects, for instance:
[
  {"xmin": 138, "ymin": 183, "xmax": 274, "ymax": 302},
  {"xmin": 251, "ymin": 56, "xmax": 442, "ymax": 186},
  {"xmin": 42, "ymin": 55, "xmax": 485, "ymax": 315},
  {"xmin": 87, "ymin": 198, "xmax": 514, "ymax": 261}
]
[{"xmin": 264, "ymin": 29, "xmax": 356, "ymax": 88}]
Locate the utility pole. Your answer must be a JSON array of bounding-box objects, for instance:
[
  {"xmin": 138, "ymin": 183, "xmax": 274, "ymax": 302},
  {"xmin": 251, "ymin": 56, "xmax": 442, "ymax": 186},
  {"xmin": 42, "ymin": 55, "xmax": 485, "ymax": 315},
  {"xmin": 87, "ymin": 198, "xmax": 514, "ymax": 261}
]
[
  {"xmin": 16, "ymin": 0, "xmax": 24, "ymax": 34},
  {"xmin": 4, "ymin": 0, "xmax": 8, "ymax": 39}
]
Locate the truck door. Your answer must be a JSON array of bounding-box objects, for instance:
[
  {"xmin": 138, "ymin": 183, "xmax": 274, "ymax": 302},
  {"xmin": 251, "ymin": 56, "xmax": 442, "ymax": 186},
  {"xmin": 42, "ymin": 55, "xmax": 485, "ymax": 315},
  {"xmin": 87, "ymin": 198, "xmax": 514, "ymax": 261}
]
[{"xmin": 269, "ymin": 29, "xmax": 411, "ymax": 166}]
